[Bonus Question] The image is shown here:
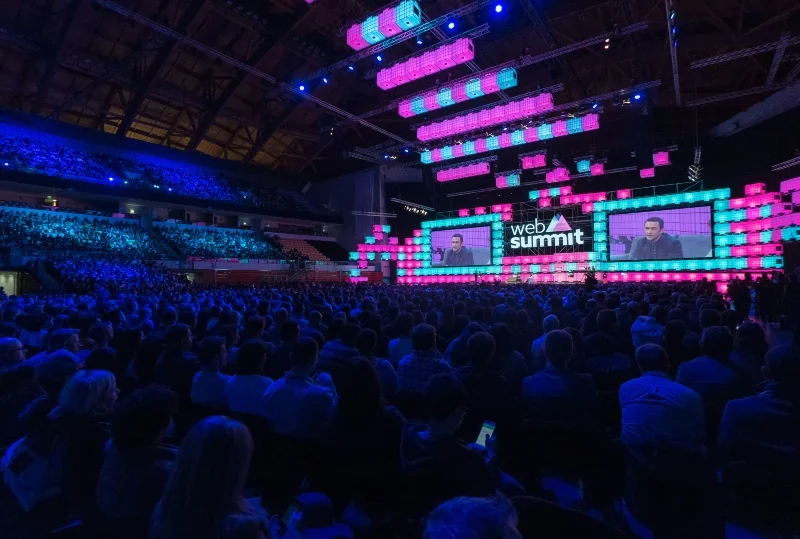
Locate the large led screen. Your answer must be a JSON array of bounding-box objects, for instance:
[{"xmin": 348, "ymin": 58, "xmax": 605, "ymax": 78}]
[
  {"xmin": 608, "ymin": 206, "xmax": 713, "ymax": 261},
  {"xmin": 431, "ymin": 226, "xmax": 492, "ymax": 267}
]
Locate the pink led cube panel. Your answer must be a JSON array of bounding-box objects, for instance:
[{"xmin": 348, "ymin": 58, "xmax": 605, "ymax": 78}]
[
  {"xmin": 590, "ymin": 163, "xmax": 605, "ymax": 176},
  {"xmin": 498, "ymin": 133, "xmax": 513, "ymax": 148},
  {"xmin": 404, "ymin": 238, "xmax": 413, "ymax": 246},
  {"xmin": 423, "ymin": 91, "xmax": 441, "ymax": 111},
  {"xmin": 534, "ymin": 93, "xmax": 554, "ymax": 111},
  {"xmin": 617, "ymin": 189, "xmax": 632, "ymax": 199},
  {"xmin": 728, "ymin": 193, "xmax": 781, "ymax": 208},
  {"xmin": 416, "ymin": 92, "xmax": 555, "ymax": 141},
  {"xmin": 373, "ymin": 231, "xmax": 384, "ymax": 241},
  {"xmin": 372, "ymin": 224, "xmax": 384, "ymax": 233},
  {"xmin": 545, "ymin": 167, "xmax": 570, "ymax": 183},
  {"xmin": 539, "ymin": 197, "xmax": 552, "ymax": 208},
  {"xmin": 582, "ymin": 113, "xmax": 600, "ymax": 131},
  {"xmin": 431, "ymin": 148, "xmax": 442, "ymax": 162},
  {"xmin": 436, "ymin": 162, "xmax": 490, "ymax": 182},
  {"xmin": 413, "ymin": 229, "xmax": 422, "ymax": 237},
  {"xmin": 458, "ymin": 209, "xmax": 470, "ymax": 217},
  {"xmin": 731, "ymin": 244, "xmax": 783, "ymax": 257},
  {"xmin": 582, "ymin": 203, "xmax": 594, "ymax": 213},
  {"xmin": 474, "ymin": 207, "xmax": 486, "ymax": 215},
  {"xmin": 346, "ymin": 24, "xmax": 370, "ymax": 51},
  {"xmin": 376, "ymin": 39, "xmax": 475, "ymax": 90},
  {"xmin": 521, "ymin": 154, "xmax": 547, "ymax": 169},
  {"xmin": 496, "ymin": 176, "xmax": 508, "ymax": 188},
  {"xmin": 388, "ymin": 237, "xmax": 398, "ymax": 245},
  {"xmin": 794, "ymin": 191, "xmax": 800, "ymax": 206},
  {"xmin": 561, "ymin": 192, "xmax": 606, "ymax": 205},
  {"xmin": 745, "ymin": 183, "xmax": 766, "ymax": 196},
  {"xmin": 639, "ymin": 168, "xmax": 655, "ymax": 178},
  {"xmin": 780, "ymin": 176, "xmax": 800, "ymax": 193},
  {"xmin": 378, "ymin": 8, "xmax": 402, "ymax": 37},
  {"xmin": 398, "ymin": 100, "xmax": 413, "ymax": 118},
  {"xmin": 491, "ymin": 204, "xmax": 512, "ymax": 213},
  {"xmin": 451, "ymin": 144, "xmax": 465, "ymax": 158},
  {"xmin": 652, "ymin": 151, "xmax": 670, "ymax": 166}
]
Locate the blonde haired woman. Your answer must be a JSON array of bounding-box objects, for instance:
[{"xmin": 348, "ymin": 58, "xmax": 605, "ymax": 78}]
[
  {"xmin": 3, "ymin": 369, "xmax": 117, "ymax": 517},
  {"xmin": 151, "ymin": 416, "xmax": 265, "ymax": 539}
]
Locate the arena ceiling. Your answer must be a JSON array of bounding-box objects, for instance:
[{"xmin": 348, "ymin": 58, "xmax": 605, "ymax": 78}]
[{"xmin": 0, "ymin": 0, "xmax": 797, "ymax": 180}]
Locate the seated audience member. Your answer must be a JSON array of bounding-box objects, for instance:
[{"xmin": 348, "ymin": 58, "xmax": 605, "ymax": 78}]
[
  {"xmin": 400, "ymin": 375, "xmax": 510, "ymax": 509},
  {"xmin": 191, "ymin": 337, "xmax": 229, "ymax": 409},
  {"xmin": 155, "ymin": 323, "xmax": 198, "ymax": 400},
  {"xmin": 584, "ymin": 309, "xmax": 629, "ymax": 359},
  {"xmin": 583, "ymin": 312, "xmax": 635, "ymax": 391},
  {"xmin": 263, "ymin": 337, "xmax": 337, "ymax": 438},
  {"xmin": 317, "ymin": 322, "xmax": 361, "ymax": 383},
  {"xmin": 444, "ymin": 322, "xmax": 486, "ymax": 368},
  {"xmin": 619, "ymin": 344, "xmax": 704, "ymax": 451},
  {"xmin": 3, "ymin": 370, "xmax": 117, "ymax": 513},
  {"xmin": 266, "ymin": 320, "xmax": 298, "ymax": 381},
  {"xmin": 729, "ymin": 322, "xmax": 768, "ymax": 377},
  {"xmin": 290, "ymin": 303, "xmax": 308, "ymax": 328},
  {"xmin": 677, "ymin": 326, "xmax": 754, "ymax": 405},
  {"xmin": 718, "ymin": 344, "xmax": 800, "ymax": 459},
  {"xmin": 423, "ymin": 496, "xmax": 522, "ymax": 539},
  {"xmin": 85, "ymin": 347, "xmax": 120, "ymax": 376},
  {"xmin": 225, "ymin": 339, "xmax": 273, "ymax": 415},
  {"xmin": 18, "ymin": 352, "xmax": 79, "ymax": 433},
  {"xmin": 308, "ymin": 310, "xmax": 327, "ymax": 337},
  {"xmin": 241, "ymin": 315, "xmax": 266, "ymax": 342},
  {"xmin": 631, "ymin": 306, "xmax": 669, "ymax": 348},
  {"xmin": 522, "ymin": 330, "xmax": 598, "ymax": 424},
  {"xmin": 266, "ymin": 308, "xmax": 288, "ymax": 346},
  {"xmin": 398, "ymin": 324, "xmax": 453, "ymax": 393},
  {"xmin": 388, "ymin": 312, "xmax": 414, "ymax": 367},
  {"xmin": 490, "ymin": 323, "xmax": 527, "ymax": 389},
  {"xmin": 78, "ymin": 322, "xmax": 114, "ymax": 361},
  {"xmin": 96, "ymin": 386, "xmax": 178, "ymax": 522},
  {"xmin": 682, "ymin": 308, "xmax": 722, "ymax": 358},
  {"xmin": 661, "ymin": 320, "xmax": 692, "ymax": 378},
  {"xmin": 0, "ymin": 363, "xmax": 39, "ymax": 448},
  {"xmin": 0, "ymin": 337, "xmax": 26, "ymax": 367},
  {"xmin": 458, "ymin": 332, "xmax": 516, "ymax": 435},
  {"xmin": 356, "ymin": 328, "xmax": 398, "ymax": 397},
  {"xmin": 27, "ymin": 329, "xmax": 81, "ymax": 367},
  {"xmin": 530, "ymin": 315, "xmax": 560, "ymax": 372},
  {"xmin": 150, "ymin": 416, "xmax": 264, "ymax": 539}
]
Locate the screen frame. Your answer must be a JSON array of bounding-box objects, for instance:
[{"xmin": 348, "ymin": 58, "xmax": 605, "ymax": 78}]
[
  {"xmin": 601, "ymin": 203, "xmax": 716, "ymax": 263},
  {"xmin": 428, "ymin": 224, "xmax": 494, "ymax": 268}
]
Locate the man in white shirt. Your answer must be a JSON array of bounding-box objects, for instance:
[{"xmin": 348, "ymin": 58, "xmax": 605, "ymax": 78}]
[
  {"xmin": 191, "ymin": 336, "xmax": 229, "ymax": 408},
  {"xmin": 263, "ymin": 337, "xmax": 337, "ymax": 438},
  {"xmin": 619, "ymin": 344, "xmax": 705, "ymax": 451},
  {"xmin": 224, "ymin": 339, "xmax": 273, "ymax": 415}
]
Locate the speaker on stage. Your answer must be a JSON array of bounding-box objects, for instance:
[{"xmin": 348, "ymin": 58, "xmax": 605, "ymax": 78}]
[{"xmin": 388, "ymin": 260, "xmax": 398, "ymax": 285}]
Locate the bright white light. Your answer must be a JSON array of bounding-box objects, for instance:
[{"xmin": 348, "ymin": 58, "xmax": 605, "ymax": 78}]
[{"xmin": 495, "ymin": 4, "xmax": 503, "ymax": 13}]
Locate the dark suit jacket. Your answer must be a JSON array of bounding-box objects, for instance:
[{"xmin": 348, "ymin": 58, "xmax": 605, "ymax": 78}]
[
  {"xmin": 522, "ymin": 365, "xmax": 598, "ymax": 424},
  {"xmin": 441, "ymin": 248, "xmax": 474, "ymax": 267},
  {"xmin": 628, "ymin": 233, "xmax": 683, "ymax": 260}
]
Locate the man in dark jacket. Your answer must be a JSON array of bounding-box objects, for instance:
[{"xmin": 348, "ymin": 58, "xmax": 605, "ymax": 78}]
[
  {"xmin": 628, "ymin": 217, "xmax": 683, "ymax": 260},
  {"xmin": 155, "ymin": 323, "xmax": 199, "ymax": 401},
  {"xmin": 441, "ymin": 234, "xmax": 475, "ymax": 267}
]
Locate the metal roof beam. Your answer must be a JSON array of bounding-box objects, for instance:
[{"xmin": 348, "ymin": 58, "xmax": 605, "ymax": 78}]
[{"xmin": 115, "ymin": 0, "xmax": 206, "ymax": 137}]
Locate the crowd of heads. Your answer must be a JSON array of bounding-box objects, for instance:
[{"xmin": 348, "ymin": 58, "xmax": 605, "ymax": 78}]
[
  {"xmin": 0, "ymin": 278, "xmax": 798, "ymax": 538},
  {"xmin": 0, "ymin": 133, "xmax": 312, "ymax": 212},
  {"xmin": 154, "ymin": 225, "xmax": 282, "ymax": 260}
]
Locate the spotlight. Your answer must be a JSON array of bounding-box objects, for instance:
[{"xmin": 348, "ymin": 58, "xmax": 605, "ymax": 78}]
[
  {"xmin": 669, "ymin": 9, "xmax": 675, "ymax": 20},
  {"xmin": 494, "ymin": 4, "xmax": 503, "ymax": 13},
  {"xmin": 322, "ymin": 77, "xmax": 328, "ymax": 84},
  {"xmin": 591, "ymin": 102, "xmax": 599, "ymax": 110},
  {"xmin": 376, "ymin": 55, "xmax": 382, "ymax": 62},
  {"xmin": 108, "ymin": 177, "xmax": 114, "ymax": 181},
  {"xmin": 154, "ymin": 185, "xmax": 160, "ymax": 189},
  {"xmin": 130, "ymin": 209, "xmax": 134, "ymax": 214},
  {"xmin": 168, "ymin": 187, "xmax": 172, "ymax": 192},
  {"xmin": 447, "ymin": 21, "xmax": 455, "ymax": 30},
  {"xmin": 404, "ymin": 148, "xmax": 410, "ymax": 153},
  {"xmin": 384, "ymin": 154, "xmax": 389, "ymax": 159},
  {"xmin": 347, "ymin": 65, "xmax": 355, "ymax": 71},
  {"xmin": 124, "ymin": 181, "xmax": 128, "ymax": 184},
  {"xmin": 3, "ymin": 162, "xmax": 8, "ymax": 166},
  {"xmin": 633, "ymin": 93, "xmax": 641, "ymax": 100},
  {"xmin": 416, "ymin": 37, "xmax": 423, "ymax": 45},
  {"xmin": 298, "ymin": 84, "xmax": 305, "ymax": 91}
]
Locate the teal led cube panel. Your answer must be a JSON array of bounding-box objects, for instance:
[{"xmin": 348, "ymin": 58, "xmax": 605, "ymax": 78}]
[
  {"xmin": 437, "ymin": 88, "xmax": 455, "ymax": 107},
  {"xmin": 576, "ymin": 160, "xmax": 591, "ymax": 173},
  {"xmin": 593, "ymin": 189, "xmax": 730, "ymax": 212},
  {"xmin": 496, "ymin": 68, "xmax": 518, "ymax": 90}
]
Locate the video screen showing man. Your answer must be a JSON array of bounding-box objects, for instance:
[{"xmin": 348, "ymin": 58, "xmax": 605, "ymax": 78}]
[
  {"xmin": 628, "ymin": 216, "xmax": 683, "ymax": 260},
  {"xmin": 431, "ymin": 226, "xmax": 491, "ymax": 267},
  {"xmin": 442, "ymin": 233, "xmax": 475, "ymax": 267}
]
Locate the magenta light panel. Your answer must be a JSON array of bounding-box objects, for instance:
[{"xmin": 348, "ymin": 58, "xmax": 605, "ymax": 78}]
[
  {"xmin": 653, "ymin": 151, "xmax": 670, "ymax": 166},
  {"xmin": 377, "ymin": 39, "xmax": 474, "ymax": 90},
  {"xmin": 420, "ymin": 115, "xmax": 599, "ymax": 164},
  {"xmin": 436, "ymin": 162, "xmax": 491, "ymax": 182},
  {"xmin": 745, "ymin": 183, "xmax": 766, "ymax": 196},
  {"xmin": 417, "ymin": 93, "xmax": 554, "ymax": 141},
  {"xmin": 590, "ymin": 163, "xmax": 605, "ymax": 176},
  {"xmin": 639, "ymin": 168, "xmax": 655, "ymax": 178},
  {"xmin": 521, "ymin": 154, "xmax": 547, "ymax": 169},
  {"xmin": 780, "ymin": 176, "xmax": 800, "ymax": 193},
  {"xmin": 545, "ymin": 167, "xmax": 570, "ymax": 183},
  {"xmin": 346, "ymin": 1, "xmax": 422, "ymax": 51}
]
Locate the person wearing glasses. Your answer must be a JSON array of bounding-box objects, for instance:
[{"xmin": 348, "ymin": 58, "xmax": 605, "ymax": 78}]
[{"xmin": 0, "ymin": 337, "xmax": 26, "ymax": 368}]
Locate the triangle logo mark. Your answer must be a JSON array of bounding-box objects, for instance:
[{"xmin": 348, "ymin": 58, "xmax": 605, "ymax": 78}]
[{"xmin": 546, "ymin": 214, "xmax": 573, "ymax": 233}]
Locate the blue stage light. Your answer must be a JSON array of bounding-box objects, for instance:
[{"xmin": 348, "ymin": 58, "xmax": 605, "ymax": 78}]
[
  {"xmin": 376, "ymin": 55, "xmax": 383, "ymax": 62},
  {"xmin": 384, "ymin": 154, "xmax": 390, "ymax": 159},
  {"xmin": 322, "ymin": 77, "xmax": 328, "ymax": 84},
  {"xmin": 168, "ymin": 187, "xmax": 172, "ymax": 192},
  {"xmin": 298, "ymin": 84, "xmax": 305, "ymax": 91},
  {"xmin": 634, "ymin": 93, "xmax": 641, "ymax": 100},
  {"xmin": 3, "ymin": 162, "xmax": 8, "ymax": 166},
  {"xmin": 347, "ymin": 65, "xmax": 355, "ymax": 71},
  {"xmin": 404, "ymin": 148, "xmax": 410, "ymax": 153},
  {"xmin": 591, "ymin": 102, "xmax": 599, "ymax": 109},
  {"xmin": 108, "ymin": 177, "xmax": 114, "ymax": 181},
  {"xmin": 417, "ymin": 37, "xmax": 423, "ymax": 45},
  {"xmin": 495, "ymin": 4, "xmax": 503, "ymax": 13},
  {"xmin": 124, "ymin": 181, "xmax": 128, "ymax": 184},
  {"xmin": 447, "ymin": 21, "xmax": 455, "ymax": 30}
]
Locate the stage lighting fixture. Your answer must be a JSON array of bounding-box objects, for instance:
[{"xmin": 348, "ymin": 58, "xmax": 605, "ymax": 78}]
[
  {"xmin": 633, "ymin": 93, "xmax": 641, "ymax": 100},
  {"xmin": 591, "ymin": 102, "xmax": 599, "ymax": 110},
  {"xmin": 3, "ymin": 162, "xmax": 7, "ymax": 166},
  {"xmin": 604, "ymin": 38, "xmax": 610, "ymax": 50},
  {"xmin": 347, "ymin": 65, "xmax": 355, "ymax": 71},
  {"xmin": 108, "ymin": 177, "xmax": 114, "ymax": 181},
  {"xmin": 298, "ymin": 84, "xmax": 306, "ymax": 91},
  {"xmin": 124, "ymin": 181, "xmax": 128, "ymax": 184},
  {"xmin": 322, "ymin": 77, "xmax": 328, "ymax": 84},
  {"xmin": 404, "ymin": 148, "xmax": 410, "ymax": 153},
  {"xmin": 168, "ymin": 187, "xmax": 173, "ymax": 192},
  {"xmin": 384, "ymin": 154, "xmax": 390, "ymax": 159},
  {"xmin": 447, "ymin": 21, "xmax": 455, "ymax": 30},
  {"xmin": 669, "ymin": 9, "xmax": 675, "ymax": 20},
  {"xmin": 495, "ymin": 4, "xmax": 503, "ymax": 13},
  {"xmin": 417, "ymin": 37, "xmax": 423, "ymax": 45},
  {"xmin": 376, "ymin": 55, "xmax": 383, "ymax": 62}
]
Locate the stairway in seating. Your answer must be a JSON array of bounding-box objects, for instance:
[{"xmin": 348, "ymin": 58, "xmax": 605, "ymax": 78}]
[{"xmin": 279, "ymin": 238, "xmax": 330, "ymax": 262}]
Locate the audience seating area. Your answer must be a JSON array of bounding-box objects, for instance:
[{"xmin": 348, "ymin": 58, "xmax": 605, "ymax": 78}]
[
  {"xmin": 0, "ymin": 280, "xmax": 798, "ymax": 539},
  {"xmin": 276, "ymin": 238, "xmax": 331, "ymax": 262},
  {"xmin": 154, "ymin": 224, "xmax": 283, "ymax": 260},
  {"xmin": 0, "ymin": 132, "xmax": 311, "ymax": 213},
  {"xmin": 307, "ymin": 239, "xmax": 350, "ymax": 261}
]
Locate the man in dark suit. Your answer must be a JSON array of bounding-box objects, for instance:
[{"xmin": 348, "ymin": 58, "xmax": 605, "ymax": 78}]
[
  {"xmin": 522, "ymin": 330, "xmax": 598, "ymax": 425},
  {"xmin": 628, "ymin": 216, "xmax": 683, "ymax": 260},
  {"xmin": 441, "ymin": 233, "xmax": 475, "ymax": 267}
]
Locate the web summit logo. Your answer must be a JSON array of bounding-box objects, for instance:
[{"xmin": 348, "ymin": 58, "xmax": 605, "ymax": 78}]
[{"xmin": 509, "ymin": 215, "xmax": 586, "ymax": 249}]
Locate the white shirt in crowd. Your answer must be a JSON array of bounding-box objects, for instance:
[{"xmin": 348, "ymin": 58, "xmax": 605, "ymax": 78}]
[
  {"xmin": 191, "ymin": 370, "xmax": 230, "ymax": 409},
  {"xmin": 225, "ymin": 374, "xmax": 274, "ymax": 415}
]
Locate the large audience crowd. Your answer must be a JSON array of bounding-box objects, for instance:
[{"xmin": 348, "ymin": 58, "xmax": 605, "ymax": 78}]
[
  {"xmin": 0, "ymin": 210, "xmax": 167, "ymax": 257},
  {"xmin": 0, "ymin": 133, "xmax": 310, "ymax": 212},
  {"xmin": 43, "ymin": 256, "xmax": 189, "ymax": 295},
  {"xmin": 154, "ymin": 225, "xmax": 283, "ymax": 260},
  {"xmin": 0, "ymin": 278, "xmax": 797, "ymax": 539}
]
